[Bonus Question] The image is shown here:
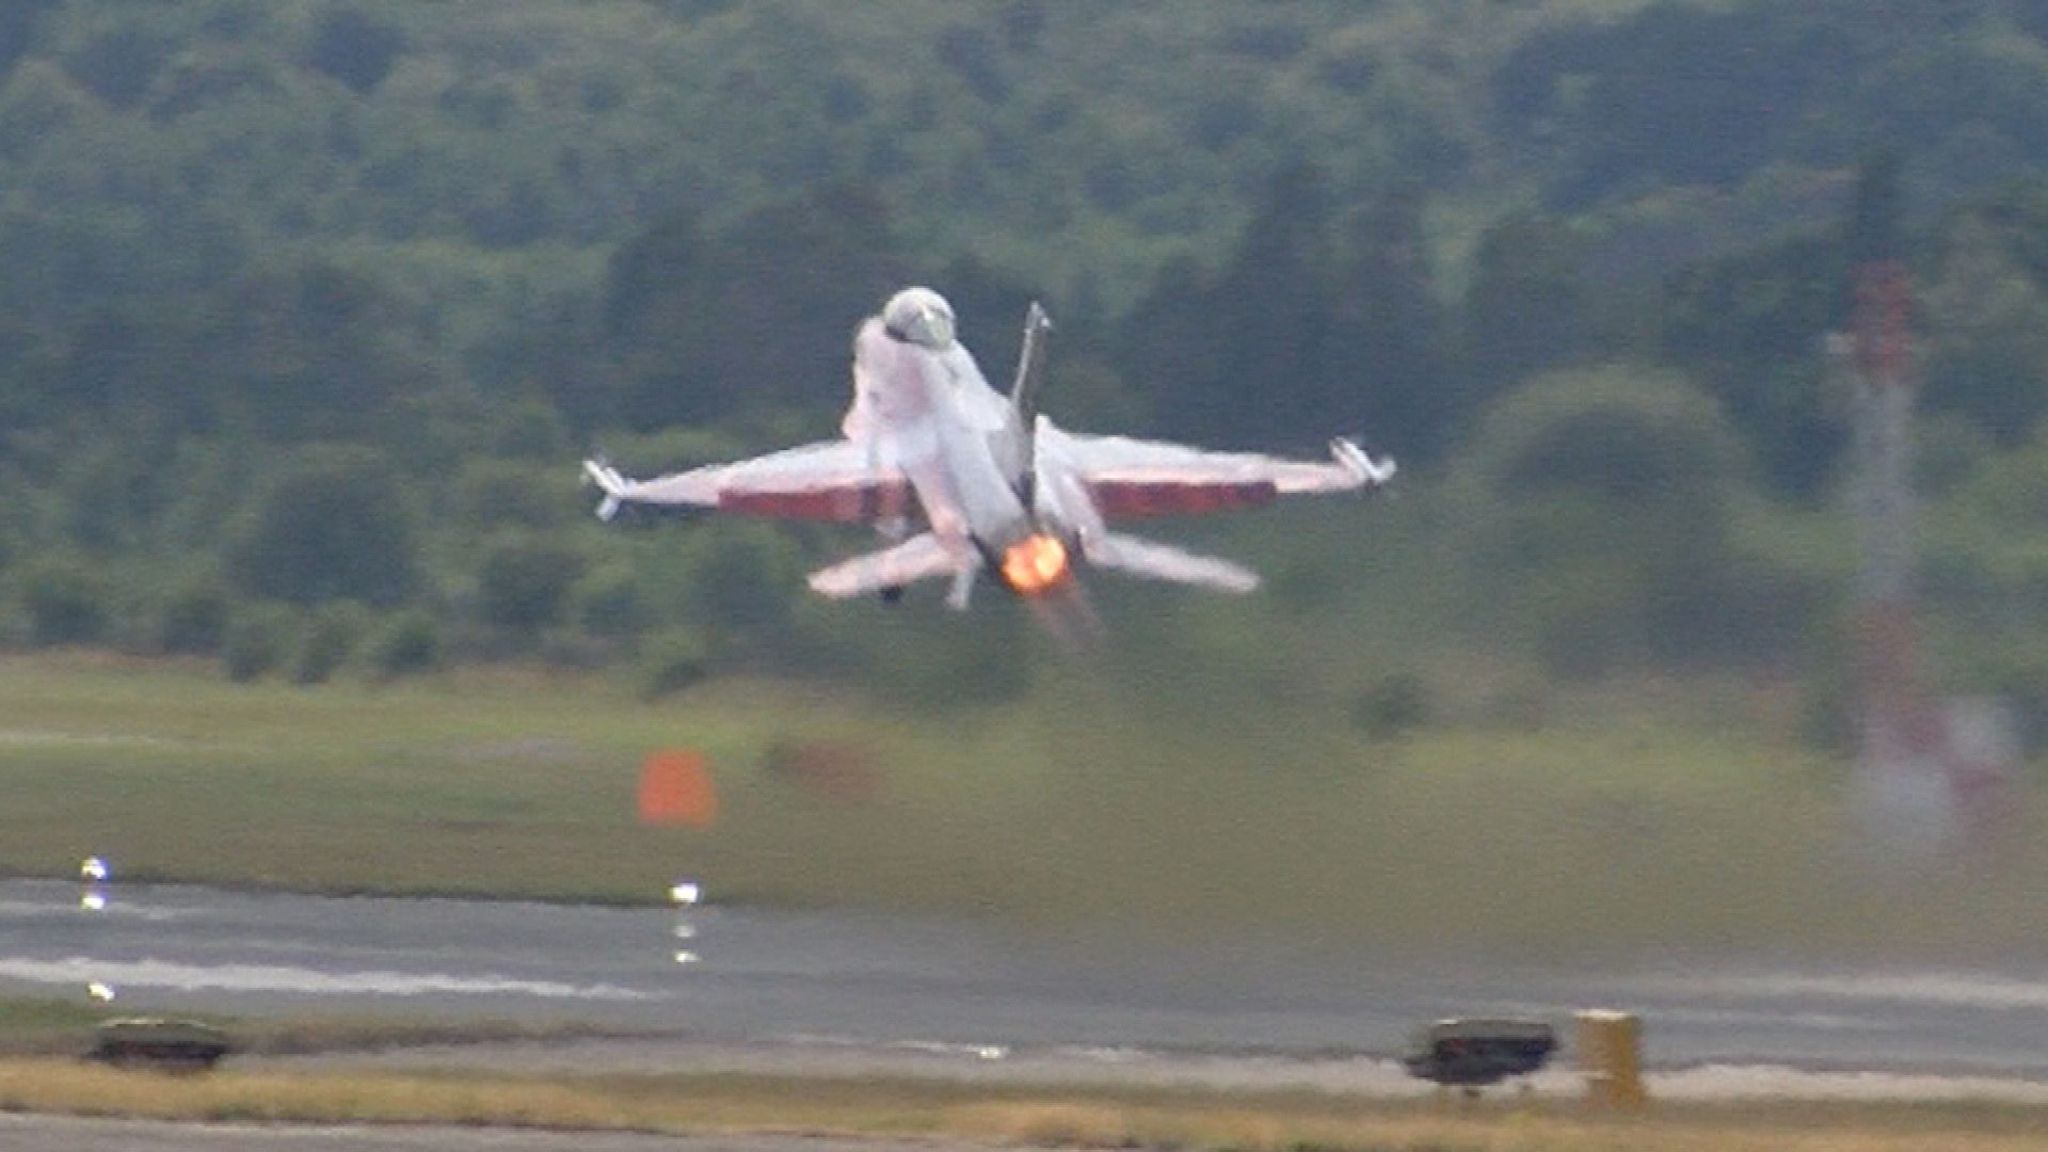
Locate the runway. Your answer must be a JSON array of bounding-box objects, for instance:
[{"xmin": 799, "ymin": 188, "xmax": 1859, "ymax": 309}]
[{"xmin": 7, "ymin": 879, "xmax": 2048, "ymax": 1088}]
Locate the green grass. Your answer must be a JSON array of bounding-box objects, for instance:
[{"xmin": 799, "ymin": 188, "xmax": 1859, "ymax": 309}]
[{"xmin": 0, "ymin": 652, "xmax": 2043, "ymax": 957}]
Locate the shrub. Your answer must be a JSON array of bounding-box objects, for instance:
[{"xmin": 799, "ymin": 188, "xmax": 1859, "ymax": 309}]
[
  {"xmin": 18, "ymin": 555, "xmax": 109, "ymax": 647},
  {"xmin": 571, "ymin": 563, "xmax": 647, "ymax": 641},
  {"xmin": 366, "ymin": 609, "xmax": 442, "ymax": 681},
  {"xmin": 157, "ymin": 574, "xmax": 230, "ymax": 655},
  {"xmin": 223, "ymin": 606, "xmax": 297, "ymax": 683},
  {"xmin": 306, "ymin": 5, "xmax": 406, "ymax": 95},
  {"xmin": 1353, "ymin": 674, "xmax": 1430, "ymax": 740},
  {"xmin": 638, "ymin": 627, "xmax": 709, "ymax": 699},
  {"xmin": 229, "ymin": 446, "xmax": 419, "ymax": 608},
  {"xmin": 476, "ymin": 535, "xmax": 586, "ymax": 633},
  {"xmin": 293, "ymin": 602, "xmax": 370, "ymax": 685}
]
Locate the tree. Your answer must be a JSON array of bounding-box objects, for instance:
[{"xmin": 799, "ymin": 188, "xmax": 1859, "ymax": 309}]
[
  {"xmin": 306, "ymin": 6, "xmax": 406, "ymax": 95},
  {"xmin": 605, "ymin": 184, "xmax": 907, "ymax": 431},
  {"xmin": 1121, "ymin": 162, "xmax": 1339, "ymax": 447},
  {"xmin": 1922, "ymin": 204, "xmax": 2048, "ymax": 443},
  {"xmin": 1659, "ymin": 234, "xmax": 1847, "ymax": 496},
  {"xmin": 16, "ymin": 553, "xmax": 108, "ymax": 646},
  {"xmin": 475, "ymin": 534, "xmax": 585, "ymax": 634},
  {"xmin": 1464, "ymin": 210, "xmax": 1585, "ymax": 399},
  {"xmin": 1328, "ymin": 184, "xmax": 1452, "ymax": 457},
  {"xmin": 1459, "ymin": 366, "xmax": 1767, "ymax": 675},
  {"xmin": 229, "ymin": 446, "xmax": 419, "ymax": 607},
  {"xmin": 212, "ymin": 260, "xmax": 443, "ymax": 444}
]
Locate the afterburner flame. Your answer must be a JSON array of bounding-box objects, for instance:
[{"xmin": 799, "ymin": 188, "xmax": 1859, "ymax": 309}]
[{"xmin": 1000, "ymin": 533, "xmax": 1071, "ymax": 595}]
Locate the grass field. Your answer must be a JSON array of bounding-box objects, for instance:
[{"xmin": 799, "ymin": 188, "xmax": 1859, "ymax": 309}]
[
  {"xmin": 1, "ymin": 1055, "xmax": 2047, "ymax": 1151},
  {"xmin": 0, "ymin": 650, "xmax": 2044, "ymax": 957}
]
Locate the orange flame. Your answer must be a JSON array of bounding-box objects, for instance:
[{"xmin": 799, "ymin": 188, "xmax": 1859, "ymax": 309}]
[{"xmin": 1000, "ymin": 533, "xmax": 1071, "ymax": 595}]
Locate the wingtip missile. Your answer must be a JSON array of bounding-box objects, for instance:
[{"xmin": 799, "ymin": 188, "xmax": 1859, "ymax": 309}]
[
  {"xmin": 1331, "ymin": 438, "xmax": 1396, "ymax": 489},
  {"xmin": 581, "ymin": 458, "xmax": 629, "ymax": 521}
]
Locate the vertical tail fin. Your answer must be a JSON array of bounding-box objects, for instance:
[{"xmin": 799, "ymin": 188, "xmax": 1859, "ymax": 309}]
[
  {"xmin": 1001, "ymin": 302, "xmax": 1052, "ymax": 499},
  {"xmin": 1009, "ymin": 301, "xmax": 1051, "ymax": 425}
]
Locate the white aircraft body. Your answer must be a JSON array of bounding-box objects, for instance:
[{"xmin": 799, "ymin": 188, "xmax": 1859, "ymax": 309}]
[{"xmin": 583, "ymin": 287, "xmax": 1394, "ymax": 610}]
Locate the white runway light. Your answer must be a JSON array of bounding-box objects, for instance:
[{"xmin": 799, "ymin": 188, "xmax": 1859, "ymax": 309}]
[
  {"xmin": 669, "ymin": 881, "xmax": 701, "ymax": 906},
  {"xmin": 86, "ymin": 982, "xmax": 115, "ymax": 1002},
  {"xmin": 81, "ymin": 857, "xmax": 109, "ymax": 882},
  {"xmin": 673, "ymin": 951, "xmax": 700, "ymax": 965},
  {"xmin": 80, "ymin": 890, "xmax": 107, "ymax": 912}
]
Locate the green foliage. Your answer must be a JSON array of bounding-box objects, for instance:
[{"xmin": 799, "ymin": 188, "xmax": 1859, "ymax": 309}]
[
  {"xmin": 305, "ymin": 5, "xmax": 405, "ymax": 95},
  {"xmin": 1923, "ymin": 210, "xmax": 2048, "ymax": 441},
  {"xmin": 0, "ymin": 0, "xmax": 2046, "ymax": 715},
  {"xmin": 637, "ymin": 625, "xmax": 709, "ymax": 699},
  {"xmin": 15, "ymin": 553, "xmax": 108, "ymax": 647},
  {"xmin": 228, "ymin": 445, "xmax": 419, "ymax": 608},
  {"xmin": 365, "ymin": 609, "xmax": 442, "ymax": 680},
  {"xmin": 475, "ymin": 534, "xmax": 586, "ymax": 634},
  {"xmin": 222, "ymin": 604, "xmax": 297, "ymax": 682},
  {"xmin": 1459, "ymin": 365, "xmax": 1761, "ymax": 676},
  {"xmin": 674, "ymin": 523, "xmax": 803, "ymax": 642},
  {"xmin": 1352, "ymin": 674, "xmax": 1430, "ymax": 741},
  {"xmin": 156, "ymin": 572, "xmax": 230, "ymax": 655},
  {"xmin": 570, "ymin": 562, "xmax": 648, "ymax": 642},
  {"xmin": 451, "ymin": 459, "xmax": 575, "ymax": 532},
  {"xmin": 293, "ymin": 602, "xmax": 370, "ymax": 685}
]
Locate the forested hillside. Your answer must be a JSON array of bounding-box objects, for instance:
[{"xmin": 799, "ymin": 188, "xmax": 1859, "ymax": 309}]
[{"xmin": 5, "ymin": 0, "xmax": 2048, "ymax": 747}]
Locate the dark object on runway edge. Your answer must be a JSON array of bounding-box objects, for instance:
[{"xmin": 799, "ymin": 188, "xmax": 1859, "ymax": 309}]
[
  {"xmin": 1402, "ymin": 1017, "xmax": 1555, "ymax": 1090},
  {"xmin": 88, "ymin": 1017, "xmax": 232, "ymax": 1071}
]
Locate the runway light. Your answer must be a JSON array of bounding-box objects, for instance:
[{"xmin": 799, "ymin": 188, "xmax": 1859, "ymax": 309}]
[
  {"xmin": 669, "ymin": 881, "xmax": 701, "ymax": 906},
  {"xmin": 80, "ymin": 891, "xmax": 107, "ymax": 912},
  {"xmin": 673, "ymin": 951, "xmax": 700, "ymax": 966},
  {"xmin": 81, "ymin": 857, "xmax": 109, "ymax": 882},
  {"xmin": 87, "ymin": 982, "xmax": 115, "ymax": 1002},
  {"xmin": 977, "ymin": 1046, "xmax": 1008, "ymax": 1061},
  {"xmin": 672, "ymin": 923, "xmax": 697, "ymax": 940}
]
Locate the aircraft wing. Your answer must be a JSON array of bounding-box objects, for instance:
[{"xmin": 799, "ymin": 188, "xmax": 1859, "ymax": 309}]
[
  {"xmin": 1040, "ymin": 428, "xmax": 1394, "ymax": 521},
  {"xmin": 583, "ymin": 440, "xmax": 912, "ymax": 524}
]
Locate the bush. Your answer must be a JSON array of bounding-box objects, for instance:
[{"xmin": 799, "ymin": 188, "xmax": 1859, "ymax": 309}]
[
  {"xmin": 17, "ymin": 555, "xmax": 109, "ymax": 647},
  {"xmin": 476, "ymin": 535, "xmax": 586, "ymax": 633},
  {"xmin": 293, "ymin": 602, "xmax": 369, "ymax": 685},
  {"xmin": 1353, "ymin": 673, "xmax": 1430, "ymax": 740},
  {"xmin": 571, "ymin": 562, "xmax": 647, "ymax": 641},
  {"xmin": 222, "ymin": 606, "xmax": 297, "ymax": 683},
  {"xmin": 306, "ymin": 5, "xmax": 406, "ymax": 94},
  {"xmin": 638, "ymin": 627, "xmax": 710, "ymax": 699},
  {"xmin": 157, "ymin": 574, "xmax": 230, "ymax": 655},
  {"xmin": 229, "ymin": 446, "xmax": 419, "ymax": 608},
  {"xmin": 682, "ymin": 524, "xmax": 800, "ymax": 631},
  {"xmin": 366, "ymin": 610, "xmax": 442, "ymax": 681}
]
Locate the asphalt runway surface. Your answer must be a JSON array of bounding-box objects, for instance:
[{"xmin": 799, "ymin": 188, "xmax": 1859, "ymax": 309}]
[{"xmin": 8, "ymin": 879, "xmax": 2048, "ymax": 1094}]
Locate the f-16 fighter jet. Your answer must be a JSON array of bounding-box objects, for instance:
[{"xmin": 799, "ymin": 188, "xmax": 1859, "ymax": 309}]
[{"xmin": 584, "ymin": 287, "xmax": 1393, "ymax": 610}]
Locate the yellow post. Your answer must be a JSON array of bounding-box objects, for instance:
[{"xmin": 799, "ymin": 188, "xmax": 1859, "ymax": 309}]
[{"xmin": 1575, "ymin": 1009, "xmax": 1647, "ymax": 1108}]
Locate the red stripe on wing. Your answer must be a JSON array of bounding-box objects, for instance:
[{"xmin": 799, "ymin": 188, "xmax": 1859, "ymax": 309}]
[
  {"xmin": 1087, "ymin": 480, "xmax": 1278, "ymax": 520},
  {"xmin": 719, "ymin": 482, "xmax": 911, "ymax": 522}
]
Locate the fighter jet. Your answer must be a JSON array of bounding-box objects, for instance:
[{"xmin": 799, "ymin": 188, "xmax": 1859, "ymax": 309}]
[{"xmin": 583, "ymin": 286, "xmax": 1393, "ymax": 610}]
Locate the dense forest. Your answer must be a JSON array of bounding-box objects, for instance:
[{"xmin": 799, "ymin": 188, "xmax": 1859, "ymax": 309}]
[{"xmin": 5, "ymin": 0, "xmax": 2048, "ymax": 748}]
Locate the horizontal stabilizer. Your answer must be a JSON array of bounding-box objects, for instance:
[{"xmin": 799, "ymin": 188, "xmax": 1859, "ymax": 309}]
[
  {"xmin": 1082, "ymin": 532, "xmax": 1259, "ymax": 593},
  {"xmin": 807, "ymin": 533, "xmax": 964, "ymax": 599}
]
